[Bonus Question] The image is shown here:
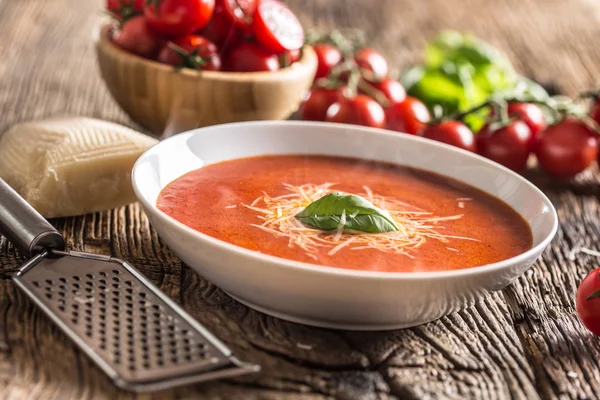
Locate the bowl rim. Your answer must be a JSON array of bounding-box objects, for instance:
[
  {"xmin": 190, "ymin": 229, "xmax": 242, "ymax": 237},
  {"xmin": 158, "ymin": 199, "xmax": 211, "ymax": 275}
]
[
  {"xmin": 94, "ymin": 23, "xmax": 318, "ymax": 82},
  {"xmin": 132, "ymin": 120, "xmax": 559, "ymax": 281}
]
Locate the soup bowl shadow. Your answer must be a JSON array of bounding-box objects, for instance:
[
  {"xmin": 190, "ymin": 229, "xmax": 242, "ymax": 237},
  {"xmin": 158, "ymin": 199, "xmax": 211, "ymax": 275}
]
[{"xmin": 132, "ymin": 121, "xmax": 558, "ymax": 331}]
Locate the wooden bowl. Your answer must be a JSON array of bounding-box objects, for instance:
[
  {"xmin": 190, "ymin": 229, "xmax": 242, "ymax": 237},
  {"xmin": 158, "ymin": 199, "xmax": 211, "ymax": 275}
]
[{"xmin": 95, "ymin": 25, "xmax": 318, "ymax": 135}]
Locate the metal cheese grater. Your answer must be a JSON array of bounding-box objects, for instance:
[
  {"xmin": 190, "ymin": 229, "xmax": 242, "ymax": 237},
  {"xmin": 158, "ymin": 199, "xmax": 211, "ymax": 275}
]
[{"xmin": 0, "ymin": 178, "xmax": 259, "ymax": 392}]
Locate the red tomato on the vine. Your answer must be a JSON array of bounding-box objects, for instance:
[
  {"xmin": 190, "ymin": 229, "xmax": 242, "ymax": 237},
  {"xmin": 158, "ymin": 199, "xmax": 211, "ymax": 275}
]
[
  {"xmin": 476, "ymin": 121, "xmax": 532, "ymax": 172},
  {"xmin": 157, "ymin": 35, "xmax": 221, "ymax": 71},
  {"xmin": 360, "ymin": 78, "xmax": 406, "ymax": 105},
  {"xmin": 224, "ymin": 42, "xmax": 279, "ymax": 72},
  {"xmin": 106, "ymin": 0, "xmax": 144, "ymax": 20},
  {"xmin": 300, "ymin": 87, "xmax": 343, "ymax": 122},
  {"xmin": 385, "ymin": 96, "xmax": 431, "ymax": 135},
  {"xmin": 144, "ymin": 0, "xmax": 215, "ymax": 37},
  {"xmin": 421, "ymin": 121, "xmax": 476, "ymax": 152},
  {"xmin": 253, "ymin": 0, "xmax": 305, "ymax": 53},
  {"xmin": 354, "ymin": 48, "xmax": 388, "ymax": 81},
  {"xmin": 112, "ymin": 16, "xmax": 161, "ymax": 58},
  {"xmin": 535, "ymin": 118, "xmax": 598, "ymax": 178},
  {"xmin": 313, "ymin": 44, "xmax": 343, "ymax": 80},
  {"xmin": 326, "ymin": 95, "xmax": 386, "ymax": 128},
  {"xmin": 577, "ymin": 268, "xmax": 600, "ymax": 336}
]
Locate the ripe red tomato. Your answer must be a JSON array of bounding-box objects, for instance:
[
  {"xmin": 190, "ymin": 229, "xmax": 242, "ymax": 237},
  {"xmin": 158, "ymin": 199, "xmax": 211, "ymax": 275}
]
[
  {"xmin": 224, "ymin": 42, "xmax": 279, "ymax": 72},
  {"xmin": 223, "ymin": 0, "xmax": 257, "ymax": 29},
  {"xmin": 385, "ymin": 96, "xmax": 431, "ymax": 135},
  {"xmin": 507, "ymin": 102, "xmax": 546, "ymax": 135},
  {"xmin": 476, "ymin": 121, "xmax": 532, "ymax": 172},
  {"xmin": 313, "ymin": 44, "xmax": 343, "ymax": 80},
  {"xmin": 198, "ymin": 1, "xmax": 239, "ymax": 50},
  {"xmin": 112, "ymin": 16, "xmax": 161, "ymax": 58},
  {"xmin": 106, "ymin": 0, "xmax": 144, "ymax": 19},
  {"xmin": 157, "ymin": 35, "xmax": 221, "ymax": 71},
  {"xmin": 490, "ymin": 102, "xmax": 545, "ymax": 152},
  {"xmin": 360, "ymin": 78, "xmax": 406, "ymax": 105},
  {"xmin": 300, "ymin": 87, "xmax": 343, "ymax": 121},
  {"xmin": 421, "ymin": 121, "xmax": 476, "ymax": 152},
  {"xmin": 144, "ymin": 0, "xmax": 215, "ymax": 37},
  {"xmin": 253, "ymin": 1, "xmax": 304, "ymax": 53},
  {"xmin": 354, "ymin": 48, "xmax": 388, "ymax": 81},
  {"xmin": 326, "ymin": 95, "xmax": 386, "ymax": 128},
  {"xmin": 576, "ymin": 268, "xmax": 600, "ymax": 336},
  {"xmin": 536, "ymin": 118, "xmax": 598, "ymax": 177}
]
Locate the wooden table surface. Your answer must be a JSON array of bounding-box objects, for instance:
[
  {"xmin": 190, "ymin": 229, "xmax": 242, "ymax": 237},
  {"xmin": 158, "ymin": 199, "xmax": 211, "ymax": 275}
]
[{"xmin": 2, "ymin": 0, "xmax": 600, "ymax": 398}]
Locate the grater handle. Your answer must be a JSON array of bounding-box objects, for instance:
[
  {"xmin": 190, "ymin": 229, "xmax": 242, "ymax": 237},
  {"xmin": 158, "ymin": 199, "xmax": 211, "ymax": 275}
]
[{"xmin": 0, "ymin": 178, "xmax": 65, "ymax": 258}]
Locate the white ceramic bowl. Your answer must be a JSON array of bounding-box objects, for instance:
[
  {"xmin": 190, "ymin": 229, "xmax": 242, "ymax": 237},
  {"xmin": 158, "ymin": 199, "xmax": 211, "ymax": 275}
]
[{"xmin": 132, "ymin": 121, "xmax": 558, "ymax": 331}]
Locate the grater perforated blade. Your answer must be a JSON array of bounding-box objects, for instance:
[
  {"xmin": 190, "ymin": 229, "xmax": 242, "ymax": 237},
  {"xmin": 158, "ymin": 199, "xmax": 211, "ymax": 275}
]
[{"xmin": 0, "ymin": 178, "xmax": 259, "ymax": 392}]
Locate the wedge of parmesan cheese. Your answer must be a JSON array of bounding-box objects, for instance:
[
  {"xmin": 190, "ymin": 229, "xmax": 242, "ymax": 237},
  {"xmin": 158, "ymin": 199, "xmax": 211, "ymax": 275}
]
[{"xmin": 0, "ymin": 117, "xmax": 157, "ymax": 218}]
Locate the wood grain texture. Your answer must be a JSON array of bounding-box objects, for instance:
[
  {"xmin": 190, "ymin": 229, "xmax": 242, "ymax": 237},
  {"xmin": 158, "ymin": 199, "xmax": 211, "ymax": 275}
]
[
  {"xmin": 1, "ymin": 0, "xmax": 600, "ymax": 399},
  {"xmin": 96, "ymin": 26, "xmax": 318, "ymax": 135}
]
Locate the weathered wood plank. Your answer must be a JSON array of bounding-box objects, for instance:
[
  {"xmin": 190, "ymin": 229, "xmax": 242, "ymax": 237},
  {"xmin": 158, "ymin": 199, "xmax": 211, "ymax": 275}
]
[{"xmin": 1, "ymin": 0, "xmax": 600, "ymax": 398}]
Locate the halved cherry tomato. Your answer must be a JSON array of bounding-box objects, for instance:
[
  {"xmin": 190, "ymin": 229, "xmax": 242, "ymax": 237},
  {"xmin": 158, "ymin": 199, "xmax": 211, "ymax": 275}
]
[
  {"xmin": 198, "ymin": 1, "xmax": 239, "ymax": 50},
  {"xmin": 224, "ymin": 42, "xmax": 279, "ymax": 72},
  {"xmin": 385, "ymin": 96, "xmax": 431, "ymax": 135},
  {"xmin": 536, "ymin": 118, "xmax": 598, "ymax": 178},
  {"xmin": 106, "ymin": 0, "xmax": 144, "ymax": 20},
  {"xmin": 300, "ymin": 87, "xmax": 344, "ymax": 121},
  {"xmin": 476, "ymin": 121, "xmax": 532, "ymax": 172},
  {"xmin": 223, "ymin": 0, "xmax": 257, "ymax": 29},
  {"xmin": 326, "ymin": 95, "xmax": 386, "ymax": 128},
  {"xmin": 421, "ymin": 121, "xmax": 476, "ymax": 152},
  {"xmin": 577, "ymin": 267, "xmax": 600, "ymax": 336},
  {"xmin": 354, "ymin": 48, "xmax": 388, "ymax": 81},
  {"xmin": 360, "ymin": 78, "xmax": 406, "ymax": 105},
  {"xmin": 144, "ymin": 0, "xmax": 215, "ymax": 37},
  {"xmin": 112, "ymin": 15, "xmax": 161, "ymax": 59},
  {"xmin": 157, "ymin": 35, "xmax": 221, "ymax": 71},
  {"xmin": 253, "ymin": 1, "xmax": 304, "ymax": 53},
  {"xmin": 313, "ymin": 44, "xmax": 343, "ymax": 80}
]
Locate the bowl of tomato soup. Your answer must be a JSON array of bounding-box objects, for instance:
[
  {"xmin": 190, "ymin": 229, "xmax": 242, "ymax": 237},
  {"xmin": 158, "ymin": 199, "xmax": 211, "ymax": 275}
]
[{"xmin": 132, "ymin": 121, "xmax": 557, "ymax": 330}]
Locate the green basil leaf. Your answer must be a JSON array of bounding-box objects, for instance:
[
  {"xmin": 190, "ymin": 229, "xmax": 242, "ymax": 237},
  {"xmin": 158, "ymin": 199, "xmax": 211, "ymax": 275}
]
[{"xmin": 296, "ymin": 193, "xmax": 398, "ymax": 233}]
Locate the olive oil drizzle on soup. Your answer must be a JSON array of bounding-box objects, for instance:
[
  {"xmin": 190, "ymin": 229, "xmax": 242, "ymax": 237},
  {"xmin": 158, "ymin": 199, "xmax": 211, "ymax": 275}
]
[{"xmin": 157, "ymin": 155, "xmax": 532, "ymax": 273}]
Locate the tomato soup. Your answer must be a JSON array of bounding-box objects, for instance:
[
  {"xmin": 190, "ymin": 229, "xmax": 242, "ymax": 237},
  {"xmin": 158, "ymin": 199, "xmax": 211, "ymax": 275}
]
[{"xmin": 157, "ymin": 155, "xmax": 532, "ymax": 273}]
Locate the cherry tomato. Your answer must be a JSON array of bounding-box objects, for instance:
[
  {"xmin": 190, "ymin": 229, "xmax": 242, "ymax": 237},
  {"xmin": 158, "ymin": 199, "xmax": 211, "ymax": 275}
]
[
  {"xmin": 576, "ymin": 268, "xmax": 600, "ymax": 336},
  {"xmin": 300, "ymin": 87, "xmax": 343, "ymax": 121},
  {"xmin": 112, "ymin": 16, "xmax": 161, "ymax": 59},
  {"xmin": 144, "ymin": 0, "xmax": 215, "ymax": 37},
  {"xmin": 354, "ymin": 48, "xmax": 388, "ymax": 81},
  {"xmin": 313, "ymin": 44, "xmax": 343, "ymax": 80},
  {"xmin": 253, "ymin": 1, "xmax": 304, "ymax": 53},
  {"xmin": 476, "ymin": 121, "xmax": 532, "ymax": 172},
  {"xmin": 223, "ymin": 0, "xmax": 257, "ymax": 29},
  {"xmin": 536, "ymin": 118, "xmax": 598, "ymax": 178},
  {"xmin": 224, "ymin": 42, "xmax": 279, "ymax": 72},
  {"xmin": 106, "ymin": 0, "xmax": 144, "ymax": 20},
  {"xmin": 360, "ymin": 78, "xmax": 406, "ymax": 105},
  {"xmin": 421, "ymin": 121, "xmax": 476, "ymax": 152},
  {"xmin": 198, "ymin": 1, "xmax": 239, "ymax": 50},
  {"xmin": 326, "ymin": 95, "xmax": 386, "ymax": 128},
  {"xmin": 385, "ymin": 96, "xmax": 431, "ymax": 135},
  {"xmin": 157, "ymin": 35, "xmax": 221, "ymax": 71}
]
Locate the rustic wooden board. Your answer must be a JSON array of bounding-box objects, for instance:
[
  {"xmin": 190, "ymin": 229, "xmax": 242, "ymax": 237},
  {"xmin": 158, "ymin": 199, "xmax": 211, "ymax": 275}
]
[{"xmin": 1, "ymin": 0, "xmax": 600, "ymax": 398}]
